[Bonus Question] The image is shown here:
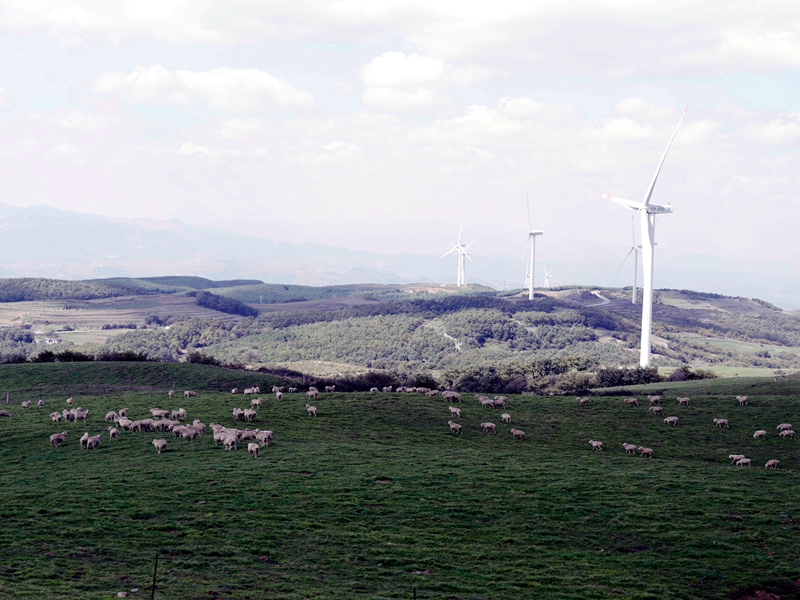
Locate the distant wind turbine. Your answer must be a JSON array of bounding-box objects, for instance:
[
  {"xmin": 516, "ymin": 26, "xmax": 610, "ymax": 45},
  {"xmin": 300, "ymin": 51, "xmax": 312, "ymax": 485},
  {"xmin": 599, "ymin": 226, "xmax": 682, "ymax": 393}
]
[
  {"xmin": 598, "ymin": 105, "xmax": 687, "ymax": 367},
  {"xmin": 615, "ymin": 212, "xmax": 642, "ymax": 304},
  {"xmin": 441, "ymin": 220, "xmax": 473, "ymax": 287},
  {"xmin": 543, "ymin": 263, "xmax": 553, "ymax": 288},
  {"xmin": 523, "ymin": 193, "xmax": 544, "ymax": 300}
]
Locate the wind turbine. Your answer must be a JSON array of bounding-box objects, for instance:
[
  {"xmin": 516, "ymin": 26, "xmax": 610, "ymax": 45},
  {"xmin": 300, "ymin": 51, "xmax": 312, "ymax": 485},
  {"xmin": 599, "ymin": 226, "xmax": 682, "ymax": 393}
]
[
  {"xmin": 523, "ymin": 193, "xmax": 544, "ymax": 300},
  {"xmin": 598, "ymin": 106, "xmax": 687, "ymax": 368},
  {"xmin": 441, "ymin": 220, "xmax": 473, "ymax": 287},
  {"xmin": 615, "ymin": 212, "xmax": 642, "ymax": 304},
  {"xmin": 543, "ymin": 263, "xmax": 553, "ymax": 288}
]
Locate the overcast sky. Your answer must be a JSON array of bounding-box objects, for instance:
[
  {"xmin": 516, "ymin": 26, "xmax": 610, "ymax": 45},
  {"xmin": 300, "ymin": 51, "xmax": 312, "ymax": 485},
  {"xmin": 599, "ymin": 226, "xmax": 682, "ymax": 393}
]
[{"xmin": 0, "ymin": 1, "xmax": 797, "ymax": 271}]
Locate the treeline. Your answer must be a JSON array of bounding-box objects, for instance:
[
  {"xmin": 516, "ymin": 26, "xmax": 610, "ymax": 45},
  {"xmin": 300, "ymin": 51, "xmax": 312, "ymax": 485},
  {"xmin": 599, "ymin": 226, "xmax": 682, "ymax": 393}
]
[{"xmin": 189, "ymin": 291, "xmax": 259, "ymax": 317}]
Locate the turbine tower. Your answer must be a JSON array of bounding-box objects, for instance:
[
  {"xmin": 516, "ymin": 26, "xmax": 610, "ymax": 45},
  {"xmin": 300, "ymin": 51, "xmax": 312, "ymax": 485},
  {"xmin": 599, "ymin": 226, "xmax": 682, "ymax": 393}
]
[
  {"xmin": 441, "ymin": 220, "xmax": 473, "ymax": 287},
  {"xmin": 598, "ymin": 106, "xmax": 687, "ymax": 368},
  {"xmin": 615, "ymin": 212, "xmax": 642, "ymax": 304},
  {"xmin": 524, "ymin": 194, "xmax": 544, "ymax": 300}
]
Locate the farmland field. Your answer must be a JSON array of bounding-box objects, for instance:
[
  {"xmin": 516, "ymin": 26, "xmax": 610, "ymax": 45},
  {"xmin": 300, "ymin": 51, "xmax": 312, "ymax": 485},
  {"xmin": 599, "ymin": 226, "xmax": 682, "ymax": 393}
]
[{"xmin": 1, "ymin": 364, "xmax": 800, "ymax": 599}]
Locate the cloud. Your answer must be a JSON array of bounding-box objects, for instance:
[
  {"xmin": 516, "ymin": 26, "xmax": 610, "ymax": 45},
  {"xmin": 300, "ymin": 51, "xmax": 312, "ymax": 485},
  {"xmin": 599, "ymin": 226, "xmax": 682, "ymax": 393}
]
[
  {"xmin": 360, "ymin": 51, "xmax": 492, "ymax": 89},
  {"xmin": 92, "ymin": 65, "xmax": 314, "ymax": 112},
  {"xmin": 0, "ymin": 88, "xmax": 13, "ymax": 111},
  {"xmin": 361, "ymin": 87, "xmax": 449, "ymax": 111},
  {"xmin": 27, "ymin": 109, "xmax": 117, "ymax": 131}
]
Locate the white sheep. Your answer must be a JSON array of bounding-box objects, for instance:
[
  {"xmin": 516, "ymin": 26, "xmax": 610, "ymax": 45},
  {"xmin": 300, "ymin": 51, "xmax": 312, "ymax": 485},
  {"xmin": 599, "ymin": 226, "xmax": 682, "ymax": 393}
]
[
  {"xmin": 780, "ymin": 429, "xmax": 795, "ymax": 439},
  {"xmin": 765, "ymin": 459, "xmax": 780, "ymax": 469},
  {"xmin": 305, "ymin": 404, "xmax": 317, "ymax": 417},
  {"xmin": 622, "ymin": 443, "xmax": 637, "ymax": 453},
  {"xmin": 427, "ymin": 390, "xmax": 441, "ymax": 397},
  {"xmin": 448, "ymin": 421, "xmax": 462, "ymax": 435},
  {"xmin": 501, "ymin": 413, "xmax": 511, "ymax": 424},
  {"xmin": 151, "ymin": 409, "xmax": 170, "ymax": 419},
  {"xmin": 511, "ymin": 429, "xmax": 525, "ymax": 440},
  {"xmin": 588, "ymin": 440, "xmax": 604, "ymax": 451},
  {"xmin": 119, "ymin": 408, "xmax": 129, "ymax": 417},
  {"xmin": 243, "ymin": 409, "xmax": 257, "ymax": 423},
  {"xmin": 50, "ymin": 431, "xmax": 68, "ymax": 447},
  {"xmin": 578, "ymin": 397, "xmax": 589, "ymax": 406},
  {"xmin": 168, "ymin": 390, "xmax": 174, "ymax": 398},
  {"xmin": 648, "ymin": 395, "xmax": 661, "ymax": 405},
  {"xmin": 638, "ymin": 447, "xmax": 654, "ymax": 458},
  {"xmin": 306, "ymin": 390, "xmax": 318, "ymax": 399},
  {"xmin": 181, "ymin": 426, "xmax": 199, "ymax": 442},
  {"xmin": 50, "ymin": 411, "xmax": 63, "ymax": 422},
  {"xmin": 275, "ymin": 391, "xmax": 283, "ymax": 401},
  {"xmin": 255, "ymin": 429, "xmax": 274, "ymax": 447},
  {"xmin": 37, "ymin": 399, "xmax": 44, "ymax": 407},
  {"xmin": 184, "ymin": 390, "xmax": 198, "ymax": 398},
  {"xmin": 21, "ymin": 400, "xmax": 31, "ymax": 409},
  {"xmin": 152, "ymin": 439, "xmax": 167, "ymax": 454},
  {"xmin": 66, "ymin": 397, "xmax": 73, "ymax": 406},
  {"xmin": 86, "ymin": 435, "xmax": 101, "ymax": 450},
  {"xmin": 442, "ymin": 391, "xmax": 461, "ymax": 402},
  {"xmin": 248, "ymin": 442, "xmax": 260, "ymax": 458},
  {"xmin": 231, "ymin": 388, "xmax": 238, "ymax": 395},
  {"xmin": 677, "ymin": 397, "xmax": 691, "ymax": 406},
  {"xmin": 369, "ymin": 387, "xmax": 379, "ymax": 393},
  {"xmin": 251, "ymin": 398, "xmax": 263, "ymax": 408},
  {"xmin": 713, "ymin": 418, "xmax": 729, "ymax": 428},
  {"xmin": 382, "ymin": 386, "xmax": 393, "ymax": 393},
  {"xmin": 735, "ymin": 458, "xmax": 751, "ymax": 467},
  {"xmin": 624, "ymin": 397, "xmax": 639, "ymax": 407},
  {"xmin": 239, "ymin": 429, "xmax": 257, "ymax": 442},
  {"xmin": 0, "ymin": 410, "xmax": 10, "ymax": 417},
  {"xmin": 449, "ymin": 406, "xmax": 462, "ymax": 418},
  {"xmin": 663, "ymin": 416, "xmax": 679, "ymax": 426},
  {"xmin": 753, "ymin": 430, "xmax": 767, "ymax": 439},
  {"xmin": 325, "ymin": 385, "xmax": 336, "ymax": 393},
  {"xmin": 649, "ymin": 406, "xmax": 664, "ymax": 415},
  {"xmin": 288, "ymin": 387, "xmax": 298, "ymax": 393},
  {"xmin": 728, "ymin": 454, "xmax": 746, "ymax": 464},
  {"xmin": 192, "ymin": 420, "xmax": 206, "ymax": 435},
  {"xmin": 737, "ymin": 395, "xmax": 748, "ymax": 406},
  {"xmin": 105, "ymin": 411, "xmax": 119, "ymax": 423},
  {"xmin": 108, "ymin": 427, "xmax": 119, "ymax": 441},
  {"xmin": 777, "ymin": 423, "xmax": 793, "ymax": 431},
  {"xmin": 232, "ymin": 408, "xmax": 244, "ymax": 421},
  {"xmin": 80, "ymin": 432, "xmax": 89, "ymax": 449},
  {"xmin": 481, "ymin": 422, "xmax": 497, "ymax": 434},
  {"xmin": 223, "ymin": 435, "xmax": 238, "ymax": 451}
]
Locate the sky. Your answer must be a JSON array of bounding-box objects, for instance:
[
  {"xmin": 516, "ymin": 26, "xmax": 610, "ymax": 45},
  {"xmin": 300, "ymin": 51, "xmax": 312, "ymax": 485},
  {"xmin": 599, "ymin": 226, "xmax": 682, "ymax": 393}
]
[{"xmin": 0, "ymin": 1, "xmax": 798, "ymax": 290}]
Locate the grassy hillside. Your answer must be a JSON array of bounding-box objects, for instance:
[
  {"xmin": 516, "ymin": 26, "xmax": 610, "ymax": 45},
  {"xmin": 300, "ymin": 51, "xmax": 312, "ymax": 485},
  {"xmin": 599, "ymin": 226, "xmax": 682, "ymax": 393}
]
[{"xmin": 0, "ymin": 364, "xmax": 799, "ymax": 598}]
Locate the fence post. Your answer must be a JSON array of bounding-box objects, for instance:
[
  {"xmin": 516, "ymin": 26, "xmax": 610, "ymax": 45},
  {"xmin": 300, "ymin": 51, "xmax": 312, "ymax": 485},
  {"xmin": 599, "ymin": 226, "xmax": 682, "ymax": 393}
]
[
  {"xmin": 150, "ymin": 552, "xmax": 159, "ymax": 600},
  {"xmin": 413, "ymin": 587, "xmax": 416, "ymax": 600}
]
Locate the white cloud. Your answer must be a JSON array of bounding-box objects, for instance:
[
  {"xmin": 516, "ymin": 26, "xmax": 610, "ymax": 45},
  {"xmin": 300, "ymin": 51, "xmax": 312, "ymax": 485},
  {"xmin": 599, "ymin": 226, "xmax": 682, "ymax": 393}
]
[
  {"xmin": 739, "ymin": 115, "xmax": 800, "ymax": 145},
  {"xmin": 361, "ymin": 87, "xmax": 449, "ymax": 111},
  {"xmin": 92, "ymin": 65, "xmax": 314, "ymax": 112},
  {"xmin": 0, "ymin": 88, "xmax": 13, "ymax": 110},
  {"xmin": 27, "ymin": 109, "xmax": 117, "ymax": 131},
  {"xmin": 176, "ymin": 142, "xmax": 242, "ymax": 159},
  {"xmin": 360, "ymin": 52, "xmax": 492, "ymax": 89}
]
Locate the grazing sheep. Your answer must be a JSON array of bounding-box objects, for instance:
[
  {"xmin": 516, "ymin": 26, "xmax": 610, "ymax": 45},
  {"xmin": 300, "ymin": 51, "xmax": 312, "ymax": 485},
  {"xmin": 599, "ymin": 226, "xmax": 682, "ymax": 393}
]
[
  {"xmin": 171, "ymin": 408, "xmax": 186, "ymax": 420},
  {"xmin": 442, "ymin": 391, "xmax": 461, "ymax": 402},
  {"xmin": 171, "ymin": 425, "xmax": 187, "ymax": 438},
  {"xmin": 649, "ymin": 406, "xmax": 664, "ymax": 415},
  {"xmin": 255, "ymin": 429, "xmax": 274, "ymax": 447},
  {"xmin": 780, "ymin": 429, "xmax": 795, "ymax": 439},
  {"xmin": 737, "ymin": 395, "xmax": 748, "ymax": 406},
  {"xmin": 66, "ymin": 397, "xmax": 73, "ymax": 406},
  {"xmin": 622, "ymin": 443, "xmax": 637, "ymax": 453},
  {"xmin": 481, "ymin": 422, "xmax": 497, "ymax": 434},
  {"xmin": 243, "ymin": 409, "xmax": 258, "ymax": 423},
  {"xmin": 117, "ymin": 417, "xmax": 133, "ymax": 431},
  {"xmin": 50, "ymin": 431, "xmax": 68, "ymax": 447},
  {"xmin": 624, "ymin": 397, "xmax": 639, "ymax": 407},
  {"xmin": 511, "ymin": 429, "xmax": 525, "ymax": 440},
  {"xmin": 448, "ymin": 421, "xmax": 463, "ymax": 435},
  {"xmin": 663, "ymin": 416, "xmax": 679, "ymax": 426},
  {"xmin": 753, "ymin": 430, "xmax": 767, "ymax": 439},
  {"xmin": 192, "ymin": 420, "xmax": 206, "ymax": 435},
  {"xmin": 275, "ymin": 391, "xmax": 283, "ymax": 401},
  {"xmin": 37, "ymin": 399, "xmax": 44, "ymax": 407},
  {"xmin": 0, "ymin": 410, "xmax": 10, "ymax": 417},
  {"xmin": 50, "ymin": 411, "xmax": 63, "ymax": 422},
  {"xmin": 152, "ymin": 439, "xmax": 167, "ymax": 454},
  {"xmin": 105, "ymin": 411, "xmax": 118, "ymax": 423},
  {"xmin": 729, "ymin": 454, "xmax": 746, "ymax": 464},
  {"xmin": 427, "ymin": 390, "xmax": 441, "ymax": 397},
  {"xmin": 765, "ymin": 459, "xmax": 780, "ymax": 469},
  {"xmin": 677, "ymin": 397, "xmax": 691, "ymax": 406},
  {"xmin": 223, "ymin": 435, "xmax": 238, "ymax": 451},
  {"xmin": 21, "ymin": 401, "xmax": 30, "ymax": 409},
  {"xmin": 370, "ymin": 387, "xmax": 379, "ymax": 392},
  {"xmin": 251, "ymin": 398, "xmax": 263, "ymax": 409},
  {"xmin": 492, "ymin": 397, "xmax": 506, "ymax": 409},
  {"xmin": 213, "ymin": 430, "xmax": 228, "ymax": 446},
  {"xmin": 777, "ymin": 423, "xmax": 793, "ymax": 431},
  {"xmin": 501, "ymin": 413, "xmax": 511, "ymax": 424},
  {"xmin": 324, "ymin": 385, "xmax": 336, "ymax": 393},
  {"xmin": 86, "ymin": 435, "xmax": 101, "ymax": 450},
  {"xmin": 648, "ymin": 395, "xmax": 661, "ymax": 405},
  {"xmin": 288, "ymin": 387, "xmax": 298, "ymax": 393},
  {"xmin": 231, "ymin": 388, "xmax": 238, "ymax": 395},
  {"xmin": 248, "ymin": 443, "xmax": 260, "ymax": 458},
  {"xmin": 735, "ymin": 458, "xmax": 751, "ymax": 467},
  {"xmin": 62, "ymin": 410, "xmax": 74, "ymax": 422},
  {"xmin": 713, "ymin": 418, "xmax": 729, "ymax": 428},
  {"xmin": 306, "ymin": 390, "xmax": 318, "ymax": 399},
  {"xmin": 382, "ymin": 386, "xmax": 393, "ymax": 393},
  {"xmin": 108, "ymin": 427, "xmax": 119, "ymax": 441},
  {"xmin": 119, "ymin": 408, "xmax": 129, "ymax": 417},
  {"xmin": 80, "ymin": 432, "xmax": 89, "ymax": 449},
  {"xmin": 305, "ymin": 404, "xmax": 317, "ymax": 417},
  {"xmin": 150, "ymin": 409, "xmax": 169, "ymax": 419},
  {"xmin": 232, "ymin": 408, "xmax": 244, "ymax": 421},
  {"xmin": 238, "ymin": 429, "xmax": 257, "ymax": 442},
  {"xmin": 181, "ymin": 426, "xmax": 199, "ymax": 442},
  {"xmin": 168, "ymin": 390, "xmax": 174, "ymax": 398},
  {"xmin": 638, "ymin": 447, "xmax": 654, "ymax": 458},
  {"xmin": 184, "ymin": 390, "xmax": 197, "ymax": 398},
  {"xmin": 479, "ymin": 398, "xmax": 495, "ymax": 409},
  {"xmin": 74, "ymin": 408, "xmax": 89, "ymax": 421},
  {"xmin": 449, "ymin": 406, "xmax": 462, "ymax": 418},
  {"xmin": 578, "ymin": 397, "xmax": 589, "ymax": 406},
  {"xmin": 589, "ymin": 440, "xmax": 604, "ymax": 451},
  {"xmin": 308, "ymin": 386, "xmax": 318, "ymax": 393}
]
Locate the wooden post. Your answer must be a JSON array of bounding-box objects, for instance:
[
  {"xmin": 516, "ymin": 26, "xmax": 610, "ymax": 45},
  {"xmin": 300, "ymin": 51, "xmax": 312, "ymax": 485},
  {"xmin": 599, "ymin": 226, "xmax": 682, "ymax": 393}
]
[
  {"xmin": 150, "ymin": 552, "xmax": 159, "ymax": 600},
  {"xmin": 413, "ymin": 587, "xmax": 416, "ymax": 600}
]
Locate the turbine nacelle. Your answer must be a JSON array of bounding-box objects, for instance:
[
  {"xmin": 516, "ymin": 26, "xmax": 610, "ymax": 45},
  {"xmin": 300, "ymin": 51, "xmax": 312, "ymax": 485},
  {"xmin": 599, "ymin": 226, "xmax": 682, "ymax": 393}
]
[{"xmin": 645, "ymin": 204, "xmax": 673, "ymax": 215}]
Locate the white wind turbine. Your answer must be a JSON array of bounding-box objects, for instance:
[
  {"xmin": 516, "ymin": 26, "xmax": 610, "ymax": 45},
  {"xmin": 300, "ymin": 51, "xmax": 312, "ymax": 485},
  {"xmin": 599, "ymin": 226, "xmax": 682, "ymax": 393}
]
[
  {"xmin": 523, "ymin": 194, "xmax": 544, "ymax": 300},
  {"xmin": 441, "ymin": 220, "xmax": 473, "ymax": 287},
  {"xmin": 615, "ymin": 212, "xmax": 642, "ymax": 304},
  {"xmin": 598, "ymin": 106, "xmax": 687, "ymax": 368},
  {"xmin": 543, "ymin": 263, "xmax": 553, "ymax": 288}
]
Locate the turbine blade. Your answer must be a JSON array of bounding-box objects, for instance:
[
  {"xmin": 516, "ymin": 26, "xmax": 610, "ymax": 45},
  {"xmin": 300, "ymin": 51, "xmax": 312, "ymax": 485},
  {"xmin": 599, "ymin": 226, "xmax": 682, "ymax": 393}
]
[
  {"xmin": 465, "ymin": 239, "xmax": 475, "ymax": 251},
  {"xmin": 440, "ymin": 247, "xmax": 457, "ymax": 259},
  {"xmin": 643, "ymin": 105, "xmax": 687, "ymax": 206},
  {"xmin": 465, "ymin": 253, "xmax": 474, "ymax": 263},
  {"xmin": 526, "ymin": 192, "xmax": 532, "ymax": 231},
  {"xmin": 614, "ymin": 247, "xmax": 636, "ymax": 274},
  {"xmin": 458, "ymin": 219, "xmax": 463, "ymax": 245},
  {"xmin": 598, "ymin": 192, "xmax": 642, "ymax": 211}
]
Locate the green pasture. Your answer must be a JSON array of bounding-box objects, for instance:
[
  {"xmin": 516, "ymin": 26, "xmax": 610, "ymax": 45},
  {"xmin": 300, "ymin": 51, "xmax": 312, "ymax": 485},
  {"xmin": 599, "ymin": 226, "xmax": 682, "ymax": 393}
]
[{"xmin": 0, "ymin": 364, "xmax": 800, "ymax": 599}]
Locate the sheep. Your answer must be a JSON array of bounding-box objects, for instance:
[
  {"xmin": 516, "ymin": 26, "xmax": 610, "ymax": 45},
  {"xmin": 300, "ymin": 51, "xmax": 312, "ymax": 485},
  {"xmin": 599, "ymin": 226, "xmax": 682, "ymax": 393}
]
[
  {"xmin": 184, "ymin": 390, "xmax": 198, "ymax": 398},
  {"xmin": 753, "ymin": 430, "xmax": 767, "ymax": 439},
  {"xmin": 191, "ymin": 420, "xmax": 206, "ymax": 435},
  {"xmin": 119, "ymin": 408, "xmax": 129, "ymax": 417},
  {"xmin": 271, "ymin": 386, "xmax": 280, "ymax": 393},
  {"xmin": 663, "ymin": 416, "xmax": 679, "ymax": 426},
  {"xmin": 0, "ymin": 410, "xmax": 10, "ymax": 417},
  {"xmin": 637, "ymin": 447, "xmax": 653, "ymax": 458},
  {"xmin": 172, "ymin": 425, "xmax": 187, "ymax": 438},
  {"xmin": 108, "ymin": 427, "xmax": 119, "ymax": 441},
  {"xmin": 309, "ymin": 386, "xmax": 318, "ymax": 393},
  {"xmin": 622, "ymin": 443, "xmax": 637, "ymax": 453},
  {"xmin": 648, "ymin": 395, "xmax": 661, "ymax": 405},
  {"xmin": 442, "ymin": 391, "xmax": 461, "ymax": 402},
  {"xmin": 578, "ymin": 397, "xmax": 589, "ymax": 406},
  {"xmin": 677, "ymin": 397, "xmax": 691, "ymax": 406},
  {"xmin": 427, "ymin": 390, "xmax": 441, "ymax": 397},
  {"xmin": 589, "ymin": 440, "xmax": 604, "ymax": 451},
  {"xmin": 168, "ymin": 390, "xmax": 174, "ymax": 398},
  {"xmin": 66, "ymin": 397, "xmax": 73, "ymax": 406},
  {"xmin": 370, "ymin": 387, "xmax": 379, "ymax": 392},
  {"xmin": 223, "ymin": 435, "xmax": 238, "ymax": 451},
  {"xmin": 181, "ymin": 426, "xmax": 199, "ymax": 442},
  {"xmin": 765, "ymin": 459, "xmax": 780, "ymax": 469},
  {"xmin": 19, "ymin": 400, "xmax": 29, "ymax": 409},
  {"xmin": 780, "ymin": 429, "xmax": 795, "ymax": 439},
  {"xmin": 248, "ymin": 442, "xmax": 260, "ymax": 458},
  {"xmin": 288, "ymin": 387, "xmax": 298, "ymax": 393},
  {"xmin": 232, "ymin": 408, "xmax": 244, "ymax": 421},
  {"xmin": 649, "ymin": 406, "xmax": 664, "ymax": 415},
  {"xmin": 737, "ymin": 395, "xmax": 748, "ymax": 406},
  {"xmin": 117, "ymin": 417, "xmax": 133, "ymax": 431},
  {"xmin": 306, "ymin": 390, "xmax": 318, "ymax": 399},
  {"xmin": 479, "ymin": 398, "xmax": 495, "ymax": 409},
  {"xmin": 171, "ymin": 408, "xmax": 187, "ymax": 420},
  {"xmin": 481, "ymin": 422, "xmax": 497, "ymax": 434},
  {"xmin": 255, "ymin": 429, "xmax": 274, "ymax": 447},
  {"xmin": 501, "ymin": 413, "xmax": 511, "ymax": 424},
  {"xmin": 729, "ymin": 454, "xmax": 746, "ymax": 464},
  {"xmin": 231, "ymin": 388, "xmax": 238, "ymax": 395},
  {"xmin": 777, "ymin": 423, "xmax": 793, "ymax": 431},
  {"xmin": 37, "ymin": 399, "xmax": 44, "ymax": 407},
  {"xmin": 74, "ymin": 408, "xmax": 89, "ymax": 421},
  {"xmin": 243, "ymin": 409, "xmax": 258, "ymax": 423},
  {"xmin": 50, "ymin": 431, "xmax": 68, "ymax": 447},
  {"xmin": 305, "ymin": 404, "xmax": 317, "ymax": 417},
  {"xmin": 150, "ymin": 409, "xmax": 169, "ymax": 419},
  {"xmin": 382, "ymin": 386, "xmax": 393, "ymax": 393},
  {"xmin": 448, "ymin": 421, "xmax": 463, "ymax": 435},
  {"xmin": 275, "ymin": 391, "xmax": 283, "ymax": 401},
  {"xmin": 152, "ymin": 439, "xmax": 167, "ymax": 454},
  {"xmin": 50, "ymin": 411, "xmax": 63, "ymax": 422},
  {"xmin": 493, "ymin": 397, "xmax": 506, "ymax": 409},
  {"xmin": 80, "ymin": 432, "xmax": 89, "ymax": 449},
  {"xmin": 511, "ymin": 429, "xmax": 525, "ymax": 440},
  {"xmin": 735, "ymin": 458, "xmax": 751, "ymax": 467},
  {"xmin": 449, "ymin": 406, "xmax": 462, "ymax": 418},
  {"xmin": 213, "ymin": 429, "xmax": 228, "ymax": 445},
  {"xmin": 624, "ymin": 397, "xmax": 639, "ymax": 407},
  {"xmin": 325, "ymin": 385, "xmax": 336, "ymax": 393},
  {"xmin": 86, "ymin": 435, "xmax": 101, "ymax": 450},
  {"xmin": 713, "ymin": 418, "xmax": 729, "ymax": 428},
  {"xmin": 62, "ymin": 409, "xmax": 74, "ymax": 422},
  {"xmin": 105, "ymin": 411, "xmax": 118, "ymax": 423}
]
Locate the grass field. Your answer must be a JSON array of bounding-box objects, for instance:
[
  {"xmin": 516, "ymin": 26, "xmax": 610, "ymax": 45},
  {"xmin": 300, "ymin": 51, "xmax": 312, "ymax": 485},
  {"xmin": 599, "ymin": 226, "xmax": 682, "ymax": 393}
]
[{"xmin": 1, "ymin": 365, "xmax": 800, "ymax": 599}]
